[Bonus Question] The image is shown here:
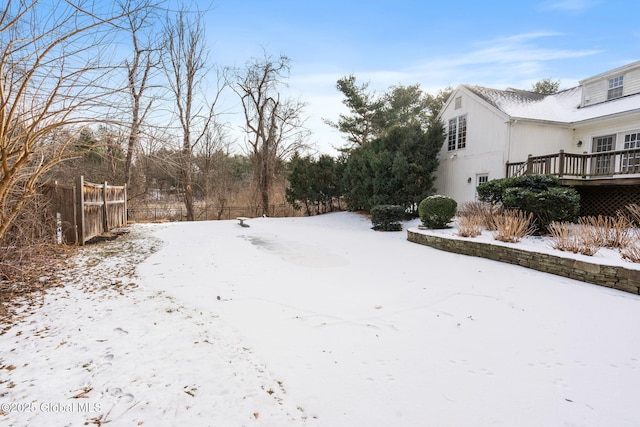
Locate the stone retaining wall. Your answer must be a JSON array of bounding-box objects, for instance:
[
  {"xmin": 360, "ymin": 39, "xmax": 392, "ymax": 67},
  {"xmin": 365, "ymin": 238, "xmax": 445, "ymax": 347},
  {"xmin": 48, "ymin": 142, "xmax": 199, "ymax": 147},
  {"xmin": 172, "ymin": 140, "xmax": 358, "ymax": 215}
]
[{"xmin": 407, "ymin": 229, "xmax": 640, "ymax": 295}]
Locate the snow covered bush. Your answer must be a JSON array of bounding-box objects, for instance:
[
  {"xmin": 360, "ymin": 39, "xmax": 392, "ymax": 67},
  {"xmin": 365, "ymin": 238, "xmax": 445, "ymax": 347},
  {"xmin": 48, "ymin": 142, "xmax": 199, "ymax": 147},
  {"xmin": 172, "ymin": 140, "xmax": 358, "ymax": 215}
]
[
  {"xmin": 370, "ymin": 205, "xmax": 404, "ymax": 231},
  {"xmin": 419, "ymin": 195, "xmax": 457, "ymax": 229}
]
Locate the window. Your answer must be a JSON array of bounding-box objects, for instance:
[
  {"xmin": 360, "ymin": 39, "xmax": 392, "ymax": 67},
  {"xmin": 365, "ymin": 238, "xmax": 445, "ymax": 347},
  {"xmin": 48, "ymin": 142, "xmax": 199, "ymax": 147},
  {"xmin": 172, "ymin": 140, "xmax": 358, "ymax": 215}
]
[
  {"xmin": 593, "ymin": 135, "xmax": 615, "ymax": 152},
  {"xmin": 608, "ymin": 75, "xmax": 624, "ymax": 100},
  {"xmin": 592, "ymin": 135, "xmax": 615, "ymax": 175},
  {"xmin": 476, "ymin": 174, "xmax": 488, "ymax": 199},
  {"xmin": 447, "ymin": 119, "xmax": 456, "ymax": 151},
  {"xmin": 622, "ymin": 132, "xmax": 640, "ymax": 173},
  {"xmin": 447, "ymin": 115, "xmax": 467, "ymax": 151},
  {"xmin": 457, "ymin": 116, "xmax": 467, "ymax": 149},
  {"xmin": 454, "ymin": 96, "xmax": 462, "ymax": 109}
]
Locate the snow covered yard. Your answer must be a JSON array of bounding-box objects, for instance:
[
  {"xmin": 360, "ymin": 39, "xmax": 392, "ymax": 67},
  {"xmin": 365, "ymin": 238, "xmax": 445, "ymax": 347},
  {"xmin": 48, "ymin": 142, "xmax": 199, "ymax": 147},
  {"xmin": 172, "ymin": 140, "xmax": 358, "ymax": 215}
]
[{"xmin": 2, "ymin": 212, "xmax": 640, "ymax": 426}]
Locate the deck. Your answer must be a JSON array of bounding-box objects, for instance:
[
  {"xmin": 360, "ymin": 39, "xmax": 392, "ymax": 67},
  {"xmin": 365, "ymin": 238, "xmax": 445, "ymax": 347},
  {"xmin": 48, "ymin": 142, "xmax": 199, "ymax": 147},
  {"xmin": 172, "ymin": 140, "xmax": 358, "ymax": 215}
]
[{"xmin": 506, "ymin": 149, "xmax": 640, "ymax": 186}]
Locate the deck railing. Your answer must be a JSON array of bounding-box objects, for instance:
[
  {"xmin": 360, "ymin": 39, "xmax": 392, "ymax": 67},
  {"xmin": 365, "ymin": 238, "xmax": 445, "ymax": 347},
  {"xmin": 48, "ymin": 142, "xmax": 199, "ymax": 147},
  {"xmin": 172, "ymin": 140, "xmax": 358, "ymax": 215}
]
[{"xmin": 506, "ymin": 148, "xmax": 640, "ymax": 179}]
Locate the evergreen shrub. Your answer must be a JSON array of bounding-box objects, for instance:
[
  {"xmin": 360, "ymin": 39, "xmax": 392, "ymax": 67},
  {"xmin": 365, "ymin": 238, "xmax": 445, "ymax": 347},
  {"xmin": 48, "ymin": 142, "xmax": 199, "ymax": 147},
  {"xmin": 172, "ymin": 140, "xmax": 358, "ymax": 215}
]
[
  {"xmin": 419, "ymin": 195, "xmax": 457, "ymax": 229},
  {"xmin": 477, "ymin": 175, "xmax": 580, "ymax": 232},
  {"xmin": 371, "ymin": 205, "xmax": 405, "ymax": 231}
]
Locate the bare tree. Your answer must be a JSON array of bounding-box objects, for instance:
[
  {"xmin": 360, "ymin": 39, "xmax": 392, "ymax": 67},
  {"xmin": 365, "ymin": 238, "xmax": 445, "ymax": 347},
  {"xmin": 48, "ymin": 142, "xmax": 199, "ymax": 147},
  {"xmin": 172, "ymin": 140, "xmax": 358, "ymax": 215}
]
[
  {"xmin": 162, "ymin": 8, "xmax": 223, "ymax": 221},
  {"xmin": 0, "ymin": 0, "xmax": 145, "ymax": 241},
  {"xmin": 194, "ymin": 121, "xmax": 231, "ymax": 204},
  {"xmin": 119, "ymin": 0, "xmax": 162, "ymax": 189},
  {"xmin": 230, "ymin": 53, "xmax": 310, "ymax": 216}
]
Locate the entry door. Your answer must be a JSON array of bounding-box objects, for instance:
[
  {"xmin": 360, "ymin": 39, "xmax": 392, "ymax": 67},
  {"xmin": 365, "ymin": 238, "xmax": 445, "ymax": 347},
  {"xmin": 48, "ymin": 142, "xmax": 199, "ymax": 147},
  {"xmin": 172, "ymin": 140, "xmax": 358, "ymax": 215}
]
[{"xmin": 592, "ymin": 135, "xmax": 615, "ymax": 175}]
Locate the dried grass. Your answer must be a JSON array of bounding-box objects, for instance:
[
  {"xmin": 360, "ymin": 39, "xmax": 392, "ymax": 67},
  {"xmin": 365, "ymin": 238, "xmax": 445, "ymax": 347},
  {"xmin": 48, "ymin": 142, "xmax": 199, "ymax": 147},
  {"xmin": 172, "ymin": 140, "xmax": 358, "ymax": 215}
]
[
  {"xmin": 578, "ymin": 215, "xmax": 633, "ymax": 249},
  {"xmin": 620, "ymin": 242, "xmax": 640, "ymax": 263},
  {"xmin": 625, "ymin": 203, "xmax": 640, "ymax": 225},
  {"xmin": 547, "ymin": 221, "xmax": 601, "ymax": 256},
  {"xmin": 492, "ymin": 209, "xmax": 536, "ymax": 243},
  {"xmin": 457, "ymin": 201, "xmax": 501, "ymax": 230},
  {"xmin": 457, "ymin": 215, "xmax": 483, "ymax": 238}
]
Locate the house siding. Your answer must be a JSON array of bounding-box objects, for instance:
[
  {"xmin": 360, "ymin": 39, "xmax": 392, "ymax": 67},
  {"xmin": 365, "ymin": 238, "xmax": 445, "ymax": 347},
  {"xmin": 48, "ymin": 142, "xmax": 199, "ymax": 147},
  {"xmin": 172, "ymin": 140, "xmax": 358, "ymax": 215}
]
[
  {"xmin": 575, "ymin": 113, "xmax": 640, "ymax": 152},
  {"xmin": 434, "ymin": 61, "xmax": 640, "ymax": 210},
  {"xmin": 582, "ymin": 63, "xmax": 640, "ymax": 106},
  {"xmin": 436, "ymin": 87, "xmax": 509, "ymax": 202},
  {"xmin": 509, "ymin": 123, "xmax": 573, "ymax": 159}
]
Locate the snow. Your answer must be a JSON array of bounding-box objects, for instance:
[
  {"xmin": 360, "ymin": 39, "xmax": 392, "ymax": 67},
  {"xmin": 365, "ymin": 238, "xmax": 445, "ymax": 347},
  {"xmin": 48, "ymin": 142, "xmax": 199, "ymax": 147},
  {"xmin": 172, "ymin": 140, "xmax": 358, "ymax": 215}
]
[
  {"xmin": 2, "ymin": 212, "xmax": 640, "ymax": 426},
  {"xmin": 416, "ymin": 222, "xmax": 640, "ymax": 270},
  {"xmin": 466, "ymin": 84, "xmax": 640, "ymax": 123}
]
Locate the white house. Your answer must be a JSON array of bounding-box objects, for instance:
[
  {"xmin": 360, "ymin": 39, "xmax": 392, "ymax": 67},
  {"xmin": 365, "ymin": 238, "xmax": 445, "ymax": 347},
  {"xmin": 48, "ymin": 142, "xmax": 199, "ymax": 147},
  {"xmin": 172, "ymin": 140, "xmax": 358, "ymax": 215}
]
[{"xmin": 435, "ymin": 60, "xmax": 640, "ymax": 215}]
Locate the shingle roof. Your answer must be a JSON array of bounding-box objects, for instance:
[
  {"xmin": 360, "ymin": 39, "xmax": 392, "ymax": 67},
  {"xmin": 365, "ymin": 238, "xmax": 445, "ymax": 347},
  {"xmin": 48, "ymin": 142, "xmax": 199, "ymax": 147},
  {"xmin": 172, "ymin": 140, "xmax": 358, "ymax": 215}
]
[{"xmin": 464, "ymin": 84, "xmax": 640, "ymax": 124}]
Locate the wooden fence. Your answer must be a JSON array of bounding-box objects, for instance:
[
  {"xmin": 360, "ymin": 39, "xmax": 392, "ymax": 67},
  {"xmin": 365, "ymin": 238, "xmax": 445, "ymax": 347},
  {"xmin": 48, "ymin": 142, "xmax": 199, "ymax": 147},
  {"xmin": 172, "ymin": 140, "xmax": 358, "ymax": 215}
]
[{"xmin": 45, "ymin": 177, "xmax": 127, "ymax": 245}]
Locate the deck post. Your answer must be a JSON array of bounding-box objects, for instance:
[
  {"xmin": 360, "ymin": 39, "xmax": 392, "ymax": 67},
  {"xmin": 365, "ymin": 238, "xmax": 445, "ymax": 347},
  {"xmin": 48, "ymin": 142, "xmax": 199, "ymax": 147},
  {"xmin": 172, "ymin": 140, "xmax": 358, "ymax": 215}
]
[
  {"xmin": 558, "ymin": 150, "xmax": 565, "ymax": 178},
  {"xmin": 526, "ymin": 154, "xmax": 533, "ymax": 175}
]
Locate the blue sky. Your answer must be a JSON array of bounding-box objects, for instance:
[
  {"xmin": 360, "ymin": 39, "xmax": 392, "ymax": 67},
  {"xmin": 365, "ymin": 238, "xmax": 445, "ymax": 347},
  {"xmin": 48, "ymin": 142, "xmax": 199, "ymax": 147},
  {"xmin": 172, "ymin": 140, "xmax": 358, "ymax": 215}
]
[{"xmin": 198, "ymin": 0, "xmax": 639, "ymax": 154}]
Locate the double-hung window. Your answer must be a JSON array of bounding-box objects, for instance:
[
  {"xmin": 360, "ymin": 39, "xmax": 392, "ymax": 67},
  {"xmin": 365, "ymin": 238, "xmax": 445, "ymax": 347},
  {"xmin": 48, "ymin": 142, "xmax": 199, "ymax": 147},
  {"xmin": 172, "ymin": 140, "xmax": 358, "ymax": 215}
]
[
  {"xmin": 592, "ymin": 135, "xmax": 615, "ymax": 175},
  {"xmin": 447, "ymin": 115, "xmax": 467, "ymax": 151},
  {"xmin": 608, "ymin": 75, "xmax": 624, "ymax": 100},
  {"xmin": 622, "ymin": 132, "xmax": 640, "ymax": 173}
]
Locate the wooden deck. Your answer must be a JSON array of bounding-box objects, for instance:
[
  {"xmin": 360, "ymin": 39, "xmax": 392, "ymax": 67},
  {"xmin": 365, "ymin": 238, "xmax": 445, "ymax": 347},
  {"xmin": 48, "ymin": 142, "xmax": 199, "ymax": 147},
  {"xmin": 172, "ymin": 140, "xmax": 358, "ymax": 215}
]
[{"xmin": 506, "ymin": 148, "xmax": 640, "ymax": 185}]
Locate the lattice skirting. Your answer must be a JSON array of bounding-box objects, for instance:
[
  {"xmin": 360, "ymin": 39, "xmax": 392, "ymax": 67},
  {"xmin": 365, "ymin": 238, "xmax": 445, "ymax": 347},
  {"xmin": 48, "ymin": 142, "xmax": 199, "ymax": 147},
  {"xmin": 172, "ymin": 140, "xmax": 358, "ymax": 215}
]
[{"xmin": 575, "ymin": 185, "xmax": 640, "ymax": 217}]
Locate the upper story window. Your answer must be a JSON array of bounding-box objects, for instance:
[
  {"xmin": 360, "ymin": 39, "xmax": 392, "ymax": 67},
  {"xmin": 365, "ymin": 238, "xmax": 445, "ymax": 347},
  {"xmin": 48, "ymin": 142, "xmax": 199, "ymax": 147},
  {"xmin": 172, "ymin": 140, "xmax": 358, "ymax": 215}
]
[
  {"xmin": 447, "ymin": 115, "xmax": 467, "ymax": 151},
  {"xmin": 608, "ymin": 75, "xmax": 624, "ymax": 100}
]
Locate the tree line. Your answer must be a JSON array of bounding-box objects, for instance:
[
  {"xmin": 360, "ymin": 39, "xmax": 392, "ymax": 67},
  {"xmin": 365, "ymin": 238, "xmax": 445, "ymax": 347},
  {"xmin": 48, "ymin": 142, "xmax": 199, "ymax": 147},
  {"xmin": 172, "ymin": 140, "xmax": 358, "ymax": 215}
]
[
  {"xmin": 0, "ymin": 1, "xmax": 310, "ymax": 243},
  {"xmin": 286, "ymin": 77, "xmax": 450, "ymax": 216},
  {"xmin": 3, "ymin": 0, "xmax": 559, "ymax": 245}
]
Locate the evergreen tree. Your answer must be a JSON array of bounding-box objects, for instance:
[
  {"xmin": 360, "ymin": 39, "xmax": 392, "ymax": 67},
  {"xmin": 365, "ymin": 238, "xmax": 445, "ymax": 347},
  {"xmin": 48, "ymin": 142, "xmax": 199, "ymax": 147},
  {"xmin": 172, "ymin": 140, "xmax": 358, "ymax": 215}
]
[{"xmin": 341, "ymin": 122, "xmax": 445, "ymax": 213}]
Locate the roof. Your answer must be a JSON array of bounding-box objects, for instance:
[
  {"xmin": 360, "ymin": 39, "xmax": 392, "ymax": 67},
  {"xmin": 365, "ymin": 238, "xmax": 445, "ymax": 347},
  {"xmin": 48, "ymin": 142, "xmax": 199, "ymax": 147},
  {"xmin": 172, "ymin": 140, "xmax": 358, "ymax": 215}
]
[
  {"xmin": 579, "ymin": 60, "xmax": 640, "ymax": 85},
  {"xmin": 463, "ymin": 84, "xmax": 640, "ymax": 124}
]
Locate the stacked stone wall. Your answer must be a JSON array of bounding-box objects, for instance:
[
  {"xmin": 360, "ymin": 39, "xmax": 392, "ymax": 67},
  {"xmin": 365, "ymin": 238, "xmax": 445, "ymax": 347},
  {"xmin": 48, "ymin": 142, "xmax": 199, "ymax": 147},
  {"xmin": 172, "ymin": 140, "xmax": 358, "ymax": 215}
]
[{"xmin": 407, "ymin": 230, "xmax": 640, "ymax": 295}]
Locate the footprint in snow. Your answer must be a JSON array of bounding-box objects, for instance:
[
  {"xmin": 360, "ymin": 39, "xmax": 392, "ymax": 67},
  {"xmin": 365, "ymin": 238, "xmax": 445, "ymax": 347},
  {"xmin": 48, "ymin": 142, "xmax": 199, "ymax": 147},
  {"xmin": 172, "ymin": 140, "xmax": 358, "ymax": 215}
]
[
  {"xmin": 105, "ymin": 386, "xmax": 134, "ymax": 403},
  {"xmin": 113, "ymin": 327, "xmax": 128, "ymax": 335}
]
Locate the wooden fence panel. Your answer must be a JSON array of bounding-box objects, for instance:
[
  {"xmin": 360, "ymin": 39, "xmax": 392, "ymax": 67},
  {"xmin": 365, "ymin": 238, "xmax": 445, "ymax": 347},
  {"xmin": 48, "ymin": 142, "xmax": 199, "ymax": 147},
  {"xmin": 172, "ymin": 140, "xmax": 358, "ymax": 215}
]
[
  {"xmin": 43, "ymin": 183, "xmax": 77, "ymax": 244},
  {"xmin": 45, "ymin": 177, "xmax": 126, "ymax": 245},
  {"xmin": 77, "ymin": 177, "xmax": 127, "ymax": 245}
]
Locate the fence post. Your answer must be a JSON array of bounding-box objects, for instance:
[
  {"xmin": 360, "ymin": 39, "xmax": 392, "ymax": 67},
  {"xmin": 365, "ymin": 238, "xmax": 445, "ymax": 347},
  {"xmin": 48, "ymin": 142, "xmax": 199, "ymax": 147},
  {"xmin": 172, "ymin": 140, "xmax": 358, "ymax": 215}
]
[
  {"xmin": 76, "ymin": 175, "xmax": 85, "ymax": 245},
  {"xmin": 72, "ymin": 180, "xmax": 78, "ymax": 244},
  {"xmin": 124, "ymin": 184, "xmax": 128, "ymax": 224},
  {"xmin": 103, "ymin": 181, "xmax": 109, "ymax": 232}
]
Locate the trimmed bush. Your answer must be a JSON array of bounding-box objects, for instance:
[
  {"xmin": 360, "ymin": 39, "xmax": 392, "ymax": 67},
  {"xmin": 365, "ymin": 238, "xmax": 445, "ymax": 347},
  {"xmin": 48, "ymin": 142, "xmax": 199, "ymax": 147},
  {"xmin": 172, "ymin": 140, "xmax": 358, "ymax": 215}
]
[
  {"xmin": 477, "ymin": 174, "xmax": 560, "ymax": 204},
  {"xmin": 477, "ymin": 175, "xmax": 580, "ymax": 233},
  {"xmin": 419, "ymin": 195, "xmax": 457, "ymax": 229},
  {"xmin": 371, "ymin": 205, "xmax": 404, "ymax": 231}
]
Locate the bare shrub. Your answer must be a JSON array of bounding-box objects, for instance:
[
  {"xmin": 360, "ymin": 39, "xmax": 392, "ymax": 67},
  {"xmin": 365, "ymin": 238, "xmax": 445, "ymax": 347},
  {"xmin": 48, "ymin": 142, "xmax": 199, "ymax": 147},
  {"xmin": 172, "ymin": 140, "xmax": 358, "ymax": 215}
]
[
  {"xmin": 457, "ymin": 215, "xmax": 483, "ymax": 238},
  {"xmin": 548, "ymin": 221, "xmax": 600, "ymax": 256},
  {"xmin": 579, "ymin": 215, "xmax": 633, "ymax": 249},
  {"xmin": 457, "ymin": 201, "xmax": 501, "ymax": 230},
  {"xmin": 0, "ymin": 197, "xmax": 70, "ymax": 320},
  {"xmin": 492, "ymin": 209, "xmax": 536, "ymax": 243}
]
